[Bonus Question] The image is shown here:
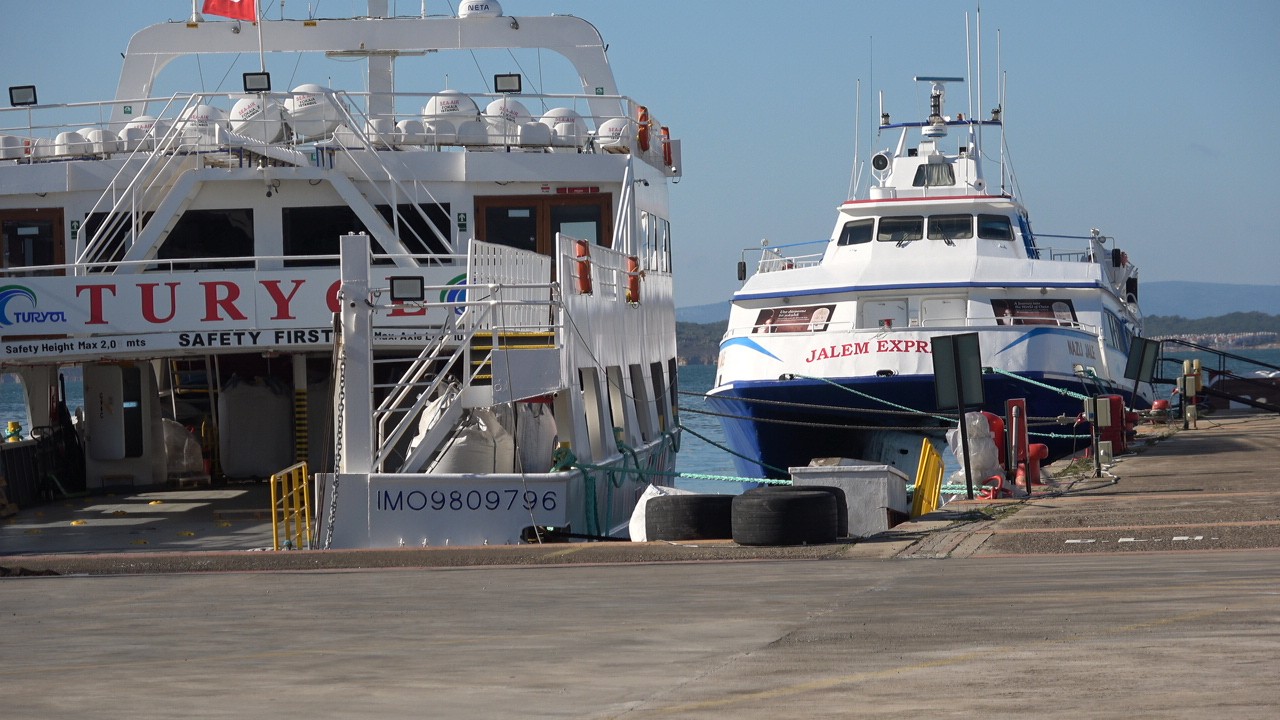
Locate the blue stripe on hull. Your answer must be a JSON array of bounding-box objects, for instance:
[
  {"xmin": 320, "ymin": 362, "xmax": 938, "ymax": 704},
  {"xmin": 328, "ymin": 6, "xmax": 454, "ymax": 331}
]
[{"xmin": 707, "ymin": 374, "xmax": 1141, "ymax": 479}]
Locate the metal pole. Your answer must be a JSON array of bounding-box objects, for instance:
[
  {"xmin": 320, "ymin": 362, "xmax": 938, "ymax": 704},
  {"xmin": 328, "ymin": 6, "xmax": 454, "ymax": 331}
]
[
  {"xmin": 1091, "ymin": 397, "xmax": 1102, "ymax": 479},
  {"xmin": 955, "ymin": 355, "xmax": 975, "ymax": 500}
]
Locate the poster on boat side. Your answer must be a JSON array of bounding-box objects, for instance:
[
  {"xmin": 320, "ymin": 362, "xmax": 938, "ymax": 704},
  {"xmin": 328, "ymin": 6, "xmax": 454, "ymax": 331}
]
[
  {"xmin": 991, "ymin": 298, "xmax": 1077, "ymax": 326},
  {"xmin": 753, "ymin": 304, "xmax": 836, "ymax": 333}
]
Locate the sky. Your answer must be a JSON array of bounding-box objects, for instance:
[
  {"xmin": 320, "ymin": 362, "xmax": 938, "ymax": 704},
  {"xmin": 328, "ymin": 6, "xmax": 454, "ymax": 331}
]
[{"xmin": 3, "ymin": 0, "xmax": 1279, "ymax": 309}]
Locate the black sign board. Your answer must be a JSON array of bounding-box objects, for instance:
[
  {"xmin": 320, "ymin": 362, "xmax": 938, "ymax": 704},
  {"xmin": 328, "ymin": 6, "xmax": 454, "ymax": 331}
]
[
  {"xmin": 932, "ymin": 332, "xmax": 985, "ymax": 411},
  {"xmin": 1123, "ymin": 336, "xmax": 1159, "ymax": 383}
]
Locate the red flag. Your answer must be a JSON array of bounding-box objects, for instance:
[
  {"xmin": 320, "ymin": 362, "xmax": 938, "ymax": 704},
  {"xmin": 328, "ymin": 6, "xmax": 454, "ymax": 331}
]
[{"xmin": 202, "ymin": 0, "xmax": 258, "ymax": 22}]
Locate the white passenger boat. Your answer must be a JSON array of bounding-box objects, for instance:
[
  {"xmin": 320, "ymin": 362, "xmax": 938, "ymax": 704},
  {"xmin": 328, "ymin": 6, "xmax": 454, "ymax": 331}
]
[
  {"xmin": 0, "ymin": 1, "xmax": 682, "ymax": 546},
  {"xmin": 709, "ymin": 64, "xmax": 1151, "ymax": 480}
]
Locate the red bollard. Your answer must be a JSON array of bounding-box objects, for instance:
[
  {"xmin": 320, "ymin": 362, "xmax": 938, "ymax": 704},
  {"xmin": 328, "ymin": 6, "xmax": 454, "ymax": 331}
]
[{"xmin": 1026, "ymin": 443, "xmax": 1049, "ymax": 486}]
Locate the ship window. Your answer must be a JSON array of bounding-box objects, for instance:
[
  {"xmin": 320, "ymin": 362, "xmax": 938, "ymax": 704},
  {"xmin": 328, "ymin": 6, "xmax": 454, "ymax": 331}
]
[
  {"xmin": 837, "ymin": 219, "xmax": 874, "ymax": 246},
  {"xmin": 912, "ymin": 162, "xmax": 955, "ymax": 187},
  {"xmin": 283, "ymin": 204, "xmax": 449, "ymax": 267},
  {"xmin": 158, "ymin": 209, "xmax": 254, "ymax": 269},
  {"xmin": 876, "ymin": 216, "xmax": 923, "ymax": 243},
  {"xmin": 1102, "ymin": 310, "xmax": 1132, "ymax": 353},
  {"xmin": 283, "ymin": 206, "xmax": 368, "ymax": 266},
  {"xmin": 1, "ymin": 210, "xmax": 63, "ymax": 276},
  {"xmin": 376, "ymin": 203, "xmax": 452, "ymax": 259},
  {"xmin": 927, "ymin": 214, "xmax": 973, "ymax": 241},
  {"xmin": 977, "ymin": 214, "xmax": 1014, "ymax": 241},
  {"xmin": 82, "ymin": 211, "xmax": 154, "ymax": 271}
]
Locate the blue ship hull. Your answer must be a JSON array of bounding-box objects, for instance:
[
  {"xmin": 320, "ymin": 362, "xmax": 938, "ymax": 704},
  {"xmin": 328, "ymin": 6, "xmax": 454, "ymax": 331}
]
[{"xmin": 707, "ymin": 373, "xmax": 1144, "ymax": 480}]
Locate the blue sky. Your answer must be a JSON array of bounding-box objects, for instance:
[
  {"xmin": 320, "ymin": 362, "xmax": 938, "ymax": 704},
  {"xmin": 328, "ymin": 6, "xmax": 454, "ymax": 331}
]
[{"xmin": 4, "ymin": 1, "xmax": 1278, "ymax": 308}]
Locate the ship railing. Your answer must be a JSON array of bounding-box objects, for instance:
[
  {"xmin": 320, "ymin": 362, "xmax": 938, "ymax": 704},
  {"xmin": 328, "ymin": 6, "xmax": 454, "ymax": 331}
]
[
  {"xmin": 723, "ymin": 316, "xmax": 1100, "ymax": 338},
  {"xmin": 1, "ymin": 90, "xmax": 674, "ymax": 168},
  {"xmin": 0, "ymin": 252, "xmax": 465, "ymax": 279},
  {"xmin": 737, "ymin": 240, "xmax": 826, "ymax": 279},
  {"xmin": 557, "ymin": 233, "xmax": 647, "ymax": 304}
]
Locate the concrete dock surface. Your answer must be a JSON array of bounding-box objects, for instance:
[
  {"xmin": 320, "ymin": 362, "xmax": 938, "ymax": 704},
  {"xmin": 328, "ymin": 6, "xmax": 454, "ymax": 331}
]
[{"xmin": 2, "ymin": 413, "xmax": 1278, "ymax": 718}]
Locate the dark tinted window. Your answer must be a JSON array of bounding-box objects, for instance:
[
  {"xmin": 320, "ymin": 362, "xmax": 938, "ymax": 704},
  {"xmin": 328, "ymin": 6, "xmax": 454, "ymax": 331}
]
[
  {"xmin": 978, "ymin": 214, "xmax": 1014, "ymax": 240},
  {"xmin": 927, "ymin": 214, "xmax": 973, "ymax": 241},
  {"xmin": 837, "ymin": 219, "xmax": 874, "ymax": 246},
  {"xmin": 283, "ymin": 204, "xmax": 450, "ymax": 266},
  {"xmin": 876, "ymin": 216, "xmax": 924, "ymax": 243},
  {"xmin": 159, "ymin": 209, "xmax": 254, "ymax": 269}
]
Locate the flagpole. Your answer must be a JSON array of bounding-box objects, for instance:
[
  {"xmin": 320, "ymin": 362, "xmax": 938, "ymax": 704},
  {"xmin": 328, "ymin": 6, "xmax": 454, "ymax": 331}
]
[{"xmin": 255, "ymin": 1, "xmax": 266, "ymax": 73}]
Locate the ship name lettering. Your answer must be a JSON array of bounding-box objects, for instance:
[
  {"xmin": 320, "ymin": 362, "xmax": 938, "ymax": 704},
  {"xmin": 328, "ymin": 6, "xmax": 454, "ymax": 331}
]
[
  {"xmin": 75, "ymin": 279, "xmax": 340, "ymax": 326},
  {"xmin": 1066, "ymin": 340, "xmax": 1096, "ymax": 359},
  {"xmin": 805, "ymin": 341, "xmax": 871, "ymax": 363},
  {"xmin": 876, "ymin": 339, "xmax": 931, "ymax": 353}
]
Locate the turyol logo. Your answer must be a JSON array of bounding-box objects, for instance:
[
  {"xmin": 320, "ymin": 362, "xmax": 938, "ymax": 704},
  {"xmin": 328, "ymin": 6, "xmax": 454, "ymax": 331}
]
[
  {"xmin": 0, "ymin": 285, "xmax": 37, "ymax": 326},
  {"xmin": 441, "ymin": 274, "xmax": 467, "ymax": 315}
]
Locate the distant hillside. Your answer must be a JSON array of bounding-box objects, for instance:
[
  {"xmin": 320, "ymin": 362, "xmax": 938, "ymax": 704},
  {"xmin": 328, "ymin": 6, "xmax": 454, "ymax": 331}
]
[
  {"xmin": 1144, "ymin": 312, "xmax": 1280, "ymax": 336},
  {"xmin": 678, "ymin": 282, "xmax": 1280, "ymax": 324},
  {"xmin": 1137, "ymin": 282, "xmax": 1279, "ymax": 318},
  {"xmin": 676, "ymin": 302, "xmax": 731, "ymax": 324},
  {"xmin": 676, "ymin": 321, "xmax": 725, "ymax": 365}
]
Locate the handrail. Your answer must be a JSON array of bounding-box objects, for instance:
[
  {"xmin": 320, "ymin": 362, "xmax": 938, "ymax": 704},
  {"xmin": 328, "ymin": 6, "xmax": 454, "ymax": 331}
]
[{"xmin": 1154, "ymin": 338, "xmax": 1280, "ymax": 414}]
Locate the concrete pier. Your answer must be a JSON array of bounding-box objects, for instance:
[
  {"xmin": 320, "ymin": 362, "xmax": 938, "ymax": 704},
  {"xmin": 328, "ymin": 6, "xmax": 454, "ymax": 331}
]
[{"xmin": 2, "ymin": 413, "xmax": 1278, "ymax": 718}]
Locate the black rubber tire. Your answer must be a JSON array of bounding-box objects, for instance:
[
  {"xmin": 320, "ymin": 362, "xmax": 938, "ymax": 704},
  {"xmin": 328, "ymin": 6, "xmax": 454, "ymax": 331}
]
[
  {"xmin": 644, "ymin": 494, "xmax": 734, "ymax": 541},
  {"xmin": 731, "ymin": 490, "xmax": 838, "ymax": 546},
  {"xmin": 746, "ymin": 484, "xmax": 849, "ymax": 537}
]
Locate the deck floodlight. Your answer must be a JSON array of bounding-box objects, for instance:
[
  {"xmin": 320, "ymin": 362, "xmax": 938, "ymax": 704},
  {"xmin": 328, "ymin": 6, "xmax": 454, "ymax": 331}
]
[
  {"xmin": 9, "ymin": 85, "xmax": 37, "ymax": 107},
  {"xmin": 243, "ymin": 72, "xmax": 271, "ymax": 93},
  {"xmin": 389, "ymin": 276, "xmax": 425, "ymax": 302},
  {"xmin": 494, "ymin": 73, "xmax": 522, "ymax": 93}
]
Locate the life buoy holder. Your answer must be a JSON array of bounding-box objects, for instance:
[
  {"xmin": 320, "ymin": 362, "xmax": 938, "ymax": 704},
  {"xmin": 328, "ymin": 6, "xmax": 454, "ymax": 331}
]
[
  {"xmin": 574, "ymin": 239, "xmax": 593, "ymax": 294},
  {"xmin": 636, "ymin": 105, "xmax": 651, "ymax": 153},
  {"xmin": 626, "ymin": 255, "xmax": 641, "ymax": 303},
  {"xmin": 660, "ymin": 126, "xmax": 672, "ymax": 168}
]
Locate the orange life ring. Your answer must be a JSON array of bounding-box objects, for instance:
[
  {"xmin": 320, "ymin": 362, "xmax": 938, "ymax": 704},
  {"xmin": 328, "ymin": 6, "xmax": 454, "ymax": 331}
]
[
  {"xmin": 626, "ymin": 255, "xmax": 641, "ymax": 303},
  {"xmin": 660, "ymin": 126, "xmax": 672, "ymax": 167},
  {"xmin": 574, "ymin": 239, "xmax": 593, "ymax": 294},
  {"xmin": 636, "ymin": 105, "xmax": 650, "ymax": 152}
]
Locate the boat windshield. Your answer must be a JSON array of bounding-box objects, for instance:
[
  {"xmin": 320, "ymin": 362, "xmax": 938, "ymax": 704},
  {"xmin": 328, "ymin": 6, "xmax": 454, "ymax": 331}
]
[
  {"xmin": 977, "ymin": 214, "xmax": 1014, "ymax": 240},
  {"xmin": 837, "ymin": 219, "xmax": 875, "ymax": 246},
  {"xmin": 927, "ymin": 214, "xmax": 973, "ymax": 241},
  {"xmin": 876, "ymin": 216, "xmax": 924, "ymax": 243}
]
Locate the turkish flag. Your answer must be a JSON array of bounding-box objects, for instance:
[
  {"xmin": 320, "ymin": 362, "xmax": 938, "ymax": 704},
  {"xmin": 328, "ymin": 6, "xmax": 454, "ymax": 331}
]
[{"xmin": 202, "ymin": 0, "xmax": 257, "ymax": 22}]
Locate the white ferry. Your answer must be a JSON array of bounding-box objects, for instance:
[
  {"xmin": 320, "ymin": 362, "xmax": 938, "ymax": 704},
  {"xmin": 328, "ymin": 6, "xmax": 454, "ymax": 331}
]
[
  {"xmin": 709, "ymin": 66, "xmax": 1151, "ymax": 480},
  {"xmin": 0, "ymin": 1, "xmax": 682, "ymax": 546}
]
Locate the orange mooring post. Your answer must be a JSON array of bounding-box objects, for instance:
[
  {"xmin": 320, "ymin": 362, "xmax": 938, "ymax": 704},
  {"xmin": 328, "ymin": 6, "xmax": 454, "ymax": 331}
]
[
  {"xmin": 625, "ymin": 255, "xmax": 641, "ymax": 303},
  {"xmin": 573, "ymin": 239, "xmax": 593, "ymax": 294},
  {"xmin": 1026, "ymin": 443, "xmax": 1049, "ymax": 487}
]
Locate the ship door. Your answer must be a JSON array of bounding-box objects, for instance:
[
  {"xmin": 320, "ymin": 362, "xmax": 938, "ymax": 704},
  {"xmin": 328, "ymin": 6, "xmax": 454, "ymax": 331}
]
[
  {"xmin": 475, "ymin": 194, "xmax": 613, "ymax": 257},
  {"xmin": 1, "ymin": 208, "xmax": 65, "ymax": 276}
]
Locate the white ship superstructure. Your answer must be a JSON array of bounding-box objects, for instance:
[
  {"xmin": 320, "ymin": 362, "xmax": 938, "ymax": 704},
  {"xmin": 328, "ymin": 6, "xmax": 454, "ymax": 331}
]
[{"xmin": 0, "ymin": 1, "xmax": 683, "ymax": 545}]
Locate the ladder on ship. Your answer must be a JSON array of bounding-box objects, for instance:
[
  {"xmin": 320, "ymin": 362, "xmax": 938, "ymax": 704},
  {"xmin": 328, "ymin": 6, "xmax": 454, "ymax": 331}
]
[{"xmin": 163, "ymin": 356, "xmax": 221, "ymax": 476}]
